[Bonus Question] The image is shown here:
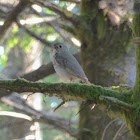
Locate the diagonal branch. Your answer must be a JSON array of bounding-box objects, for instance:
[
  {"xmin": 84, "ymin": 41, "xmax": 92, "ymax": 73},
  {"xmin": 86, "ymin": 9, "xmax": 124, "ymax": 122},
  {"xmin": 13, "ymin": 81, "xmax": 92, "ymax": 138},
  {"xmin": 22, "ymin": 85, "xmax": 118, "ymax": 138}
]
[
  {"xmin": 21, "ymin": 53, "xmax": 80, "ymax": 81},
  {"xmin": 1, "ymin": 96, "xmax": 79, "ymax": 138},
  {"xmin": 16, "ymin": 21, "xmax": 51, "ymax": 46},
  {"xmin": 30, "ymin": 0, "xmax": 80, "ymax": 26},
  {"xmin": 59, "ymin": 0, "xmax": 80, "ymax": 3},
  {"xmin": 0, "ymin": 0, "xmax": 29, "ymax": 42},
  {"xmin": 0, "ymin": 78, "xmax": 132, "ymax": 115},
  {"xmin": 31, "ymin": 7, "xmax": 76, "ymax": 36},
  {"xmin": 0, "ymin": 111, "xmax": 32, "ymax": 121},
  {"xmin": 100, "ymin": 96, "xmax": 131, "ymax": 112},
  {"xmin": 0, "ymin": 54, "xmax": 79, "ymax": 96},
  {"xmin": 31, "ymin": 8, "xmax": 77, "ymax": 45},
  {"xmin": 21, "ymin": 63, "xmax": 54, "ymax": 81},
  {"xmin": 57, "ymin": 23, "xmax": 76, "ymax": 36}
]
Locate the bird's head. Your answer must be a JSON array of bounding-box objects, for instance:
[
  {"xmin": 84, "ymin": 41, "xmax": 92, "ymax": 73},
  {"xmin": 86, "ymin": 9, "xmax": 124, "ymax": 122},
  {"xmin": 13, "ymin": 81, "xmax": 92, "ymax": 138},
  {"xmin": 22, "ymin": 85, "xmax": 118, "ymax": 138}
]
[{"xmin": 51, "ymin": 43, "xmax": 69, "ymax": 53}]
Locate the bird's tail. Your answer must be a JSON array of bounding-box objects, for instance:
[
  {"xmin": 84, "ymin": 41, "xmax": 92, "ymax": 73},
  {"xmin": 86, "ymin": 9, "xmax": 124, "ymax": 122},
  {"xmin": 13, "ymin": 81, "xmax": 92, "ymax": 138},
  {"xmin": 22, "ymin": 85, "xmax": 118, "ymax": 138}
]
[{"xmin": 82, "ymin": 77, "xmax": 91, "ymax": 84}]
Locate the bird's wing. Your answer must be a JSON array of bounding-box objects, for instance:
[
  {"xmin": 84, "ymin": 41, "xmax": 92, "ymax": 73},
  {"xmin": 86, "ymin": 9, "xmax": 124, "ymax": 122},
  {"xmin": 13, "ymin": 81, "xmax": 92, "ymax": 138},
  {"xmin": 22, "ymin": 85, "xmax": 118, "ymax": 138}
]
[{"xmin": 55, "ymin": 52, "xmax": 86, "ymax": 80}]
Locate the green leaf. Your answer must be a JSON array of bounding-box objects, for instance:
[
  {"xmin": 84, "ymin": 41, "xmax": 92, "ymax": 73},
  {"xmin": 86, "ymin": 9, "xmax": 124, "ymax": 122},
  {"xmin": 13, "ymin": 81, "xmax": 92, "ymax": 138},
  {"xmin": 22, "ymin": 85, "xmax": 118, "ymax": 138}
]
[
  {"xmin": 12, "ymin": 26, "xmax": 19, "ymax": 33},
  {"xmin": 9, "ymin": 37, "xmax": 18, "ymax": 48},
  {"xmin": 0, "ymin": 54, "xmax": 8, "ymax": 66},
  {"xmin": 43, "ymin": 8, "xmax": 54, "ymax": 14},
  {"xmin": 25, "ymin": 45, "xmax": 30, "ymax": 53}
]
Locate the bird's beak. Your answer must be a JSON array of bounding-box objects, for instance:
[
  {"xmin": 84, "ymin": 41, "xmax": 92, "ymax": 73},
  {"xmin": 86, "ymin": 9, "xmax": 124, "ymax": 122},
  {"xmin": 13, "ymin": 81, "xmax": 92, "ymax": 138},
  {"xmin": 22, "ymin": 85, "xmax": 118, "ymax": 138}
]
[{"xmin": 51, "ymin": 45, "xmax": 57, "ymax": 49}]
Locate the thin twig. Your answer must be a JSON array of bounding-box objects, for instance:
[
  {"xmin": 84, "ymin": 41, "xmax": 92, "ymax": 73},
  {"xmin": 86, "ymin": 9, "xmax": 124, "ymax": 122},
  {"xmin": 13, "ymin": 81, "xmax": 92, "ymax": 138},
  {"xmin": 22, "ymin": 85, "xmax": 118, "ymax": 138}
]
[
  {"xmin": 0, "ymin": 0, "xmax": 29, "ymax": 42},
  {"xmin": 101, "ymin": 118, "xmax": 118, "ymax": 140},
  {"xmin": 113, "ymin": 122, "xmax": 126, "ymax": 140},
  {"xmin": 30, "ymin": 0, "xmax": 80, "ymax": 26},
  {"xmin": 118, "ymin": 130, "xmax": 130, "ymax": 138},
  {"xmin": 31, "ymin": 8, "xmax": 77, "ymax": 46},
  {"xmin": 100, "ymin": 96, "xmax": 132, "ymax": 112},
  {"xmin": 16, "ymin": 20, "xmax": 51, "ymax": 46},
  {"xmin": 59, "ymin": 0, "xmax": 80, "ymax": 3},
  {"xmin": 26, "ymin": 92, "xmax": 35, "ymax": 100},
  {"xmin": 1, "ymin": 96, "xmax": 80, "ymax": 138}
]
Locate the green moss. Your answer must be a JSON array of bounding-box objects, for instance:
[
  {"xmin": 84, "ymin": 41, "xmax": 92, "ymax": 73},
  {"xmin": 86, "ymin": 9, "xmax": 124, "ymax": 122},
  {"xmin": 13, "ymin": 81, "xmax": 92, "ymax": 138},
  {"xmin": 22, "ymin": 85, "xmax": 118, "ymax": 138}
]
[
  {"xmin": 0, "ymin": 78, "xmax": 137, "ymax": 136},
  {"xmin": 132, "ymin": 13, "xmax": 140, "ymax": 37},
  {"xmin": 131, "ymin": 12, "xmax": 140, "ymax": 100},
  {"xmin": 125, "ymin": 106, "xmax": 140, "ymax": 138}
]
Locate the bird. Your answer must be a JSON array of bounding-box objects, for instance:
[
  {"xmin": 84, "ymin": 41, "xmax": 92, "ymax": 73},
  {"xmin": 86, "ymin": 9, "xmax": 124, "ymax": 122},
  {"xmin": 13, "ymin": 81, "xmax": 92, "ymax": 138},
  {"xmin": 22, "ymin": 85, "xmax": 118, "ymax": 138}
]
[
  {"xmin": 51, "ymin": 43, "xmax": 90, "ymax": 84},
  {"xmin": 50, "ymin": 42, "xmax": 91, "ymax": 111}
]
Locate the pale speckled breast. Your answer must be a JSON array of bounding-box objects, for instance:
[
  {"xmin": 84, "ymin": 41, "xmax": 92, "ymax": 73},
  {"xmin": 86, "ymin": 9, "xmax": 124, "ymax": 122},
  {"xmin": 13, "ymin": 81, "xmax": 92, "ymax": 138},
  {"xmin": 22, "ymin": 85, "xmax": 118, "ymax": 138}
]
[
  {"xmin": 53, "ymin": 59, "xmax": 78, "ymax": 81},
  {"xmin": 52, "ymin": 51, "xmax": 78, "ymax": 81}
]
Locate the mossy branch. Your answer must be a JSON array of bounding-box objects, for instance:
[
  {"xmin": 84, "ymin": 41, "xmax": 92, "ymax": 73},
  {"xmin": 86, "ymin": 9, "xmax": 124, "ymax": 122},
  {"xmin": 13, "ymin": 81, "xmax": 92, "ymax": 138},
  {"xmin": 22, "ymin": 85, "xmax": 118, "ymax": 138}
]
[
  {"xmin": 100, "ymin": 96, "xmax": 131, "ymax": 112},
  {"xmin": 0, "ymin": 78, "xmax": 132, "ymax": 115},
  {"xmin": 123, "ymin": 1, "xmax": 140, "ymax": 137}
]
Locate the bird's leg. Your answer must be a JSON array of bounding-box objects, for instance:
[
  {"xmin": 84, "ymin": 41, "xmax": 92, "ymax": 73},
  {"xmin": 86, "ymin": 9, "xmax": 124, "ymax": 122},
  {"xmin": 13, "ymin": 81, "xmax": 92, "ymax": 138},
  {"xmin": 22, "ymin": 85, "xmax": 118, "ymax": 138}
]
[{"xmin": 53, "ymin": 100, "xmax": 65, "ymax": 112}]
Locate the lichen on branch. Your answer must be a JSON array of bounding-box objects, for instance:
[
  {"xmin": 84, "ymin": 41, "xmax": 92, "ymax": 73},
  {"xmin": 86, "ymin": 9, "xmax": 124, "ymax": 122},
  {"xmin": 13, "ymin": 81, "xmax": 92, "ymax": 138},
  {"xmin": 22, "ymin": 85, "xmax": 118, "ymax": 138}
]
[
  {"xmin": 0, "ymin": 78, "xmax": 132, "ymax": 116},
  {"xmin": 124, "ymin": 1, "xmax": 140, "ymax": 137}
]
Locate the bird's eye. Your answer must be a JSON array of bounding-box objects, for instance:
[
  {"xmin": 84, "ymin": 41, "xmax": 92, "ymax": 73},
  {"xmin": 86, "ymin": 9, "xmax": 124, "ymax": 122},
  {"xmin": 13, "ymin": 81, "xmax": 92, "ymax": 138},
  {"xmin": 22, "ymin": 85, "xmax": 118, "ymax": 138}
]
[{"xmin": 59, "ymin": 45, "xmax": 62, "ymax": 48}]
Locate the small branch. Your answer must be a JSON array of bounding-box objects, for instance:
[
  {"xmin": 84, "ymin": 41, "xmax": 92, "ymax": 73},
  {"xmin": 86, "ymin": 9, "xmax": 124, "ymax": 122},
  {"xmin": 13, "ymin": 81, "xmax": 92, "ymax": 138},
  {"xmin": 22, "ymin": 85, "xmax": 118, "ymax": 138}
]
[
  {"xmin": 118, "ymin": 130, "xmax": 130, "ymax": 138},
  {"xmin": 113, "ymin": 122, "xmax": 126, "ymax": 140},
  {"xmin": 30, "ymin": 0, "xmax": 80, "ymax": 26},
  {"xmin": 16, "ymin": 21, "xmax": 51, "ymax": 46},
  {"xmin": 58, "ymin": 23, "xmax": 76, "ymax": 36},
  {"xmin": 59, "ymin": 0, "xmax": 80, "ymax": 3},
  {"xmin": 101, "ymin": 119, "xmax": 118, "ymax": 140},
  {"xmin": 100, "ymin": 96, "xmax": 131, "ymax": 112},
  {"xmin": 48, "ymin": 23, "xmax": 79, "ymax": 47},
  {"xmin": 0, "ymin": 78, "xmax": 132, "ymax": 114},
  {"xmin": 31, "ymin": 8, "xmax": 76, "ymax": 46},
  {"xmin": 32, "ymin": 7, "xmax": 76, "ymax": 36},
  {"xmin": 0, "ymin": 111, "xmax": 32, "ymax": 121},
  {"xmin": 21, "ymin": 53, "xmax": 80, "ymax": 81},
  {"xmin": 21, "ymin": 63, "xmax": 54, "ymax": 81},
  {"xmin": 0, "ymin": 0, "xmax": 29, "ymax": 42},
  {"xmin": 47, "ymin": 23, "xmax": 75, "ymax": 45},
  {"xmin": 31, "ymin": 8, "xmax": 56, "ymax": 17},
  {"xmin": 1, "ymin": 96, "xmax": 79, "ymax": 138}
]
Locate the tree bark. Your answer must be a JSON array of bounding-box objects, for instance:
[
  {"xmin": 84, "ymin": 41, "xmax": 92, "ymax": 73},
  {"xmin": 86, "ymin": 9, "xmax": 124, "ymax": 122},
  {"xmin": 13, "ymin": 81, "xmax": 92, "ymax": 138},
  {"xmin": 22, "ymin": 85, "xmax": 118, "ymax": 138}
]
[{"xmin": 78, "ymin": 0, "xmax": 134, "ymax": 139}]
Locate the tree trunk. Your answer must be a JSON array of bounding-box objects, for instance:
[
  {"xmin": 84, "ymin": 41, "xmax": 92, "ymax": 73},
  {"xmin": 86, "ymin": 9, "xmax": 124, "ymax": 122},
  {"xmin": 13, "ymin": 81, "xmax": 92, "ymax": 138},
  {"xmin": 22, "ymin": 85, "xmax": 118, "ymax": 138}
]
[{"xmin": 78, "ymin": 0, "xmax": 135, "ymax": 139}]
